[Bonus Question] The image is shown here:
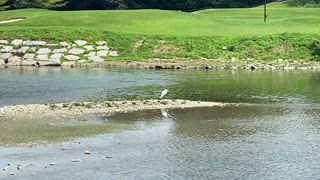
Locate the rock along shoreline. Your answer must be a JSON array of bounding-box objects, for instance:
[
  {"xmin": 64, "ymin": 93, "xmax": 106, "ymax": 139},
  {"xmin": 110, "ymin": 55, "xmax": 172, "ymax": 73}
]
[{"xmin": 0, "ymin": 100, "xmax": 236, "ymax": 121}]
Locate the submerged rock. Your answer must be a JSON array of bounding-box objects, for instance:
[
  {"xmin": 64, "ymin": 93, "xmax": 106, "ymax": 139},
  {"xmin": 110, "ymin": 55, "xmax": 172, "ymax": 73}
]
[{"xmin": 84, "ymin": 151, "xmax": 91, "ymax": 154}]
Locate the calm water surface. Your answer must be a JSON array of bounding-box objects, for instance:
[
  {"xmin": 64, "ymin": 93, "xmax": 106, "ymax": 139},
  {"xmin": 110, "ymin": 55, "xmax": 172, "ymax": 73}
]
[
  {"xmin": 0, "ymin": 67, "xmax": 319, "ymax": 105},
  {"xmin": 0, "ymin": 67, "xmax": 320, "ymax": 179}
]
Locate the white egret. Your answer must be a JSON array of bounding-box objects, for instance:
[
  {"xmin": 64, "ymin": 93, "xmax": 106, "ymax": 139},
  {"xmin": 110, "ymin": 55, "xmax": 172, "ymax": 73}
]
[{"xmin": 160, "ymin": 89, "xmax": 169, "ymax": 99}]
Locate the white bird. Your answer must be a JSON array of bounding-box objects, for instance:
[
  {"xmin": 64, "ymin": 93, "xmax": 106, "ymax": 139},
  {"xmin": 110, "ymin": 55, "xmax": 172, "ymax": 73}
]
[{"xmin": 160, "ymin": 89, "xmax": 169, "ymax": 99}]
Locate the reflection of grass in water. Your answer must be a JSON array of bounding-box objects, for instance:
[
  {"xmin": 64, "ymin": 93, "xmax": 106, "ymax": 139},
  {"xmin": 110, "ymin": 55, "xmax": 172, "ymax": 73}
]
[
  {"xmin": 89, "ymin": 85, "xmax": 166, "ymax": 101},
  {"xmin": 87, "ymin": 71, "xmax": 320, "ymax": 104},
  {"xmin": 0, "ymin": 119, "xmax": 125, "ymax": 146}
]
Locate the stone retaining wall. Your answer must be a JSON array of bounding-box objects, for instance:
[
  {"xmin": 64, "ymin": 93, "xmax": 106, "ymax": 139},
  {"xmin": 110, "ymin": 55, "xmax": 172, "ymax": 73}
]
[{"xmin": 0, "ymin": 39, "xmax": 118, "ymax": 67}]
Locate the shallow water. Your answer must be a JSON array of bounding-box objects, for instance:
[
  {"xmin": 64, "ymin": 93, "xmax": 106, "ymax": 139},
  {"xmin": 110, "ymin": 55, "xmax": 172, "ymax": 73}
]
[
  {"xmin": 0, "ymin": 67, "xmax": 320, "ymax": 105},
  {"xmin": 103, "ymin": 105, "xmax": 320, "ymax": 179},
  {"xmin": 0, "ymin": 67, "xmax": 320, "ymax": 179},
  {"xmin": 0, "ymin": 67, "xmax": 173, "ymax": 105},
  {"xmin": 1, "ymin": 105, "xmax": 320, "ymax": 179}
]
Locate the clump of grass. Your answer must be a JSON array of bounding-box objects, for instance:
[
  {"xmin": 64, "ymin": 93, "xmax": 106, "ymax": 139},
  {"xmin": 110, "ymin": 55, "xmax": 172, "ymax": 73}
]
[
  {"xmin": 106, "ymin": 102, "xmax": 113, "ymax": 107},
  {"xmin": 72, "ymin": 102, "xmax": 82, "ymax": 107},
  {"xmin": 160, "ymin": 101, "xmax": 168, "ymax": 105},
  {"xmin": 310, "ymin": 39, "xmax": 320, "ymax": 61},
  {"xmin": 49, "ymin": 104, "xmax": 59, "ymax": 110},
  {"xmin": 84, "ymin": 103, "xmax": 94, "ymax": 108}
]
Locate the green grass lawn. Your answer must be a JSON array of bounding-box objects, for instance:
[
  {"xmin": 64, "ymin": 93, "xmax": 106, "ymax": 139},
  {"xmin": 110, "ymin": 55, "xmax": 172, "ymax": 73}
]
[
  {"xmin": 0, "ymin": 3, "xmax": 320, "ymax": 36},
  {"xmin": 0, "ymin": 2, "xmax": 319, "ymax": 61}
]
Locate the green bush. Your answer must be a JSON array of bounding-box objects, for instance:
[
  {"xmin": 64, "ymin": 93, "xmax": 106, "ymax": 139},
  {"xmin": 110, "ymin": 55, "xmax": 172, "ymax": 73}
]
[{"xmin": 310, "ymin": 39, "xmax": 320, "ymax": 61}]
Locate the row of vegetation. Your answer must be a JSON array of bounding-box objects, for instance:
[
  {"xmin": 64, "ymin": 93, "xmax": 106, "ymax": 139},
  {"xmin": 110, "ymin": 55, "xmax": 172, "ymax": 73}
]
[
  {"xmin": 1, "ymin": 29, "xmax": 319, "ymax": 61},
  {"xmin": 1, "ymin": 0, "xmax": 320, "ymax": 10},
  {"xmin": 0, "ymin": 0, "xmax": 275, "ymax": 10},
  {"xmin": 0, "ymin": 1, "xmax": 320, "ymax": 61},
  {"xmin": 289, "ymin": 0, "xmax": 320, "ymax": 7}
]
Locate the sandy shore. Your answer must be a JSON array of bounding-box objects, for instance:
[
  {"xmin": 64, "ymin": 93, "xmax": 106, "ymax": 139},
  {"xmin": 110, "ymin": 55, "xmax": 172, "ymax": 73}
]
[
  {"xmin": 2, "ymin": 57, "xmax": 320, "ymax": 70},
  {"xmin": 0, "ymin": 18, "xmax": 24, "ymax": 24},
  {"xmin": 0, "ymin": 99, "xmax": 236, "ymax": 121}
]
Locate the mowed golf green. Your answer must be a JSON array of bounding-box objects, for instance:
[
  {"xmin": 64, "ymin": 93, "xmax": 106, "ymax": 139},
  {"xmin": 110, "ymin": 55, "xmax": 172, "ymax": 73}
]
[{"xmin": 0, "ymin": 2, "xmax": 319, "ymax": 36}]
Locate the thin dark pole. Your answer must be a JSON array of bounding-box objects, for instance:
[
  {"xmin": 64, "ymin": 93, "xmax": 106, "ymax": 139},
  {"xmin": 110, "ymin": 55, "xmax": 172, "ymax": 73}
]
[{"xmin": 264, "ymin": 0, "xmax": 267, "ymax": 22}]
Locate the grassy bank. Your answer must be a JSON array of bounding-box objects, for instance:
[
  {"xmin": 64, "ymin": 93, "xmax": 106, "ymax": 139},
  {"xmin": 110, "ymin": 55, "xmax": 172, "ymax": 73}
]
[{"xmin": 0, "ymin": 3, "xmax": 320, "ymax": 61}]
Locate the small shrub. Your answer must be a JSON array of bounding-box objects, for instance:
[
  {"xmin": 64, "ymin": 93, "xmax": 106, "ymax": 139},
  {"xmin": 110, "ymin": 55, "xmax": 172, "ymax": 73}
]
[
  {"xmin": 49, "ymin": 104, "xmax": 58, "ymax": 110},
  {"xmin": 73, "ymin": 102, "xmax": 82, "ymax": 106},
  {"xmin": 309, "ymin": 39, "xmax": 320, "ymax": 61},
  {"xmin": 226, "ymin": 45, "xmax": 236, "ymax": 52},
  {"xmin": 84, "ymin": 103, "xmax": 93, "ymax": 108}
]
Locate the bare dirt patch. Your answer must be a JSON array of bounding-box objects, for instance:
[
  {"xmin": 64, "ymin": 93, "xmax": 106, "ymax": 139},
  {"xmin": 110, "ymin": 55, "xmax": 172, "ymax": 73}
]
[
  {"xmin": 132, "ymin": 39, "xmax": 145, "ymax": 53},
  {"xmin": 154, "ymin": 45, "xmax": 182, "ymax": 54},
  {"xmin": 153, "ymin": 40, "xmax": 182, "ymax": 54},
  {"xmin": 0, "ymin": 18, "xmax": 25, "ymax": 24},
  {"xmin": 272, "ymin": 44, "xmax": 292, "ymax": 53}
]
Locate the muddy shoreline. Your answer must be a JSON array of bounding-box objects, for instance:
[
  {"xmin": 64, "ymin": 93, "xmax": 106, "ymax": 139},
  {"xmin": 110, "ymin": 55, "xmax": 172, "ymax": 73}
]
[
  {"xmin": 1, "ymin": 59, "xmax": 320, "ymax": 70},
  {"xmin": 89, "ymin": 59, "xmax": 320, "ymax": 71},
  {"xmin": 0, "ymin": 99, "xmax": 236, "ymax": 121}
]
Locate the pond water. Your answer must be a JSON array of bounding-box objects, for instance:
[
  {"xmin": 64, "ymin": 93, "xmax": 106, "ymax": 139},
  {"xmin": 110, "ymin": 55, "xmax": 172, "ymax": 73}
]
[
  {"xmin": 0, "ymin": 67, "xmax": 319, "ymax": 105},
  {"xmin": 102, "ymin": 105, "xmax": 320, "ymax": 179},
  {"xmin": 0, "ymin": 67, "xmax": 320, "ymax": 179}
]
